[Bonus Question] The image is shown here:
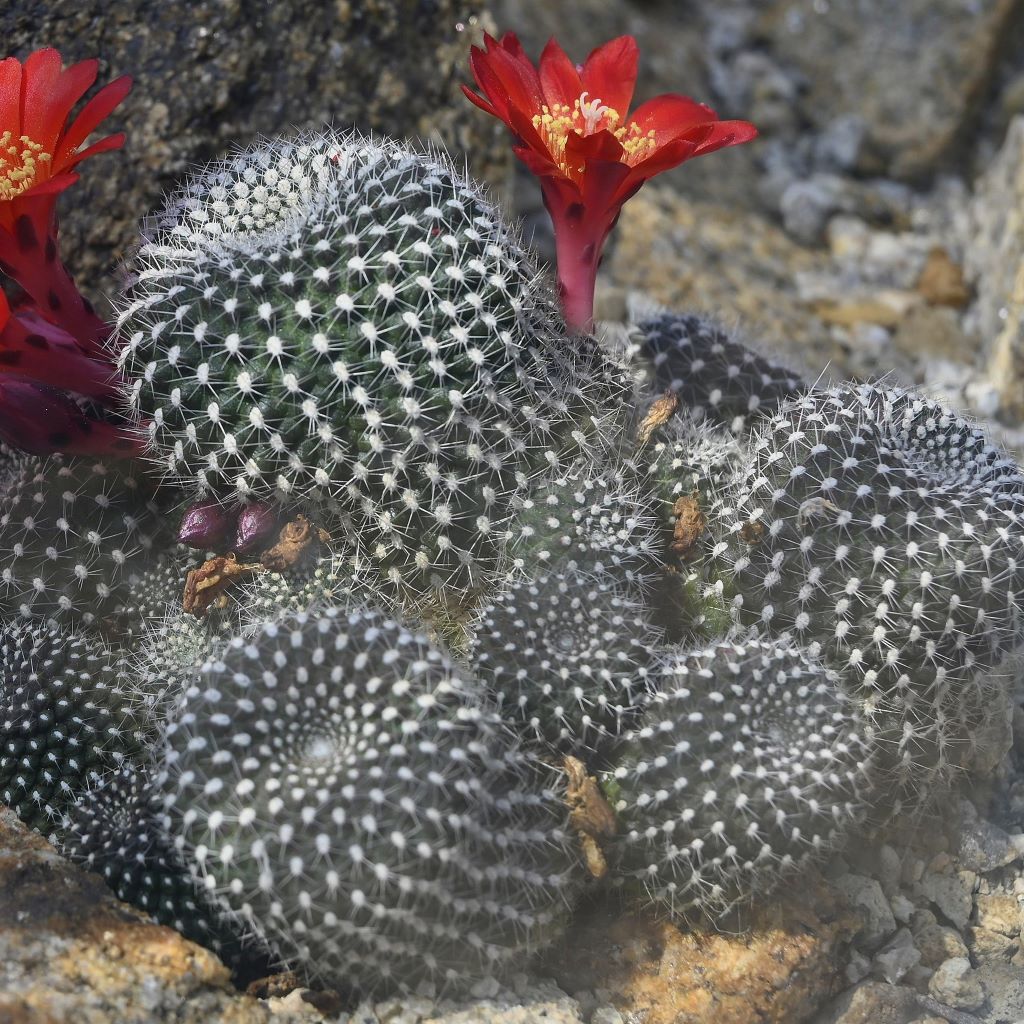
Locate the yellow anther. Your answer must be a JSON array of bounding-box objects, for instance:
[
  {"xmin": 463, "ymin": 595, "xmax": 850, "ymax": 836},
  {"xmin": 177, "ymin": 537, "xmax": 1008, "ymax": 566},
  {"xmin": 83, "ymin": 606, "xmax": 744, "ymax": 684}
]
[
  {"xmin": 529, "ymin": 93, "xmax": 656, "ymax": 183},
  {"xmin": 0, "ymin": 131, "xmax": 52, "ymax": 201}
]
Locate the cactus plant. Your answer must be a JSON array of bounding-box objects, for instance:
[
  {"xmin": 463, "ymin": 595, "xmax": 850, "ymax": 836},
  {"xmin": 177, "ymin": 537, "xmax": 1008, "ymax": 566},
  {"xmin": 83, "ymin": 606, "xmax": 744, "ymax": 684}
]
[
  {"xmin": 1, "ymin": 619, "xmax": 142, "ymax": 832},
  {"xmin": 606, "ymin": 638, "xmax": 877, "ymax": 917},
  {"xmin": 116, "ymin": 129, "xmax": 628, "ymax": 611},
  {"xmin": 468, "ymin": 560, "xmax": 662, "ymax": 757},
  {"xmin": 0, "ymin": 444, "xmax": 174, "ymax": 624},
  {"xmin": 707, "ymin": 382, "xmax": 1024, "ymax": 779},
  {"xmin": 156, "ymin": 606, "xmax": 580, "ymax": 995}
]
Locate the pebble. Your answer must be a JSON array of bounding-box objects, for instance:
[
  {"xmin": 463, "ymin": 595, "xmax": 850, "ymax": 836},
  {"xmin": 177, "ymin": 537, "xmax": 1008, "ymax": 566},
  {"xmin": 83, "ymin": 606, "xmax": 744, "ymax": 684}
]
[
  {"xmin": 927, "ymin": 957, "xmax": 986, "ymax": 1011},
  {"xmin": 918, "ymin": 872, "xmax": 974, "ymax": 930},
  {"xmin": 873, "ymin": 929, "xmax": 922, "ymax": 985}
]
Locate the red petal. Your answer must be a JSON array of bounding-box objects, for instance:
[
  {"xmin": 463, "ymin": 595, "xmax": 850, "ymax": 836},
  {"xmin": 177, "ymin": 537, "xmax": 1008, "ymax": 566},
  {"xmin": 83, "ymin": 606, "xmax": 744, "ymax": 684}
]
[
  {"xmin": 581, "ymin": 36, "xmax": 639, "ymax": 117},
  {"xmin": 691, "ymin": 118, "xmax": 759, "ymax": 155},
  {"xmin": 461, "ymin": 82, "xmax": 498, "ymax": 118},
  {"xmin": 22, "ymin": 50, "xmax": 97, "ymax": 157},
  {"xmin": 476, "ymin": 42, "xmax": 544, "ymax": 122},
  {"xmin": 513, "ymin": 143, "xmax": 575, "ymax": 187},
  {"xmin": 497, "ymin": 32, "xmax": 528, "ymax": 60},
  {"xmin": 623, "ymin": 136, "xmax": 701, "ymax": 188},
  {"xmin": 564, "ymin": 127, "xmax": 625, "ymax": 165},
  {"xmin": 626, "ymin": 93, "xmax": 719, "ymax": 143},
  {"xmin": 61, "ymin": 131, "xmax": 125, "ymax": 168},
  {"xmin": 55, "ymin": 74, "xmax": 131, "ymax": 165},
  {"xmin": 0, "ymin": 57, "xmax": 23, "ymax": 136},
  {"xmin": 539, "ymin": 37, "xmax": 581, "ymax": 110}
]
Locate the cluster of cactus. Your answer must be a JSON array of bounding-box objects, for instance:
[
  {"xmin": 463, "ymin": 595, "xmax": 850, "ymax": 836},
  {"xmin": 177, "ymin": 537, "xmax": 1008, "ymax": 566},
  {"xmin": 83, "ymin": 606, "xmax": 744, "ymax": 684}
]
[{"xmin": 3, "ymin": 128, "xmax": 1023, "ymax": 1002}]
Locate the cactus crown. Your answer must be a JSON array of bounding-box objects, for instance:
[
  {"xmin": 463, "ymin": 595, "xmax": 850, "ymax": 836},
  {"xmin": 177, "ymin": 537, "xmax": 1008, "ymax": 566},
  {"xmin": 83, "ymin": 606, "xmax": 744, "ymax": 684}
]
[{"xmin": 607, "ymin": 639, "xmax": 877, "ymax": 917}]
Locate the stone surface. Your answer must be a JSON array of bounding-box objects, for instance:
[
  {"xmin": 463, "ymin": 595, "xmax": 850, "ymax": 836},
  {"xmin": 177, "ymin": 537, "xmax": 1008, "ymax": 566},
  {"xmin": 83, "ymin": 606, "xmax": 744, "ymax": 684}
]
[
  {"xmin": 928, "ymin": 958, "xmax": 985, "ymax": 1012},
  {"xmin": 966, "ymin": 116, "xmax": 1024, "ymax": 422},
  {"xmin": 3, "ymin": 0, "xmax": 508, "ymax": 304},
  {"xmin": 834, "ymin": 875, "xmax": 898, "ymax": 951},
  {"xmin": 809, "ymin": 982, "xmax": 927, "ymax": 1024},
  {"xmin": 755, "ymin": 0, "xmax": 1019, "ymax": 181}
]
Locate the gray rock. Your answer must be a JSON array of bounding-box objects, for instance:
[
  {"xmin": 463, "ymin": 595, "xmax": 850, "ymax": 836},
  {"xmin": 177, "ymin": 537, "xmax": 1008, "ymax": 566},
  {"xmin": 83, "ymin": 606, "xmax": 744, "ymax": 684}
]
[
  {"xmin": 755, "ymin": 0, "xmax": 1018, "ymax": 180},
  {"xmin": 590, "ymin": 1008, "xmax": 625, "ymax": 1024},
  {"xmin": 927, "ymin": 958, "xmax": 986, "ymax": 1012},
  {"xmin": 956, "ymin": 808, "xmax": 1020, "ymax": 874},
  {"xmin": 3, "ymin": 0, "xmax": 506, "ymax": 304},
  {"xmin": 874, "ymin": 930, "xmax": 923, "ymax": 986},
  {"xmin": 966, "ymin": 117, "xmax": 1024, "ymax": 423},
  {"xmin": 809, "ymin": 981, "xmax": 923, "ymax": 1024},
  {"xmin": 780, "ymin": 174, "xmax": 849, "ymax": 244},
  {"xmin": 974, "ymin": 963, "xmax": 1024, "ymax": 1022},
  {"xmin": 836, "ymin": 874, "xmax": 899, "ymax": 951},
  {"xmin": 918, "ymin": 872, "xmax": 974, "ymax": 931}
]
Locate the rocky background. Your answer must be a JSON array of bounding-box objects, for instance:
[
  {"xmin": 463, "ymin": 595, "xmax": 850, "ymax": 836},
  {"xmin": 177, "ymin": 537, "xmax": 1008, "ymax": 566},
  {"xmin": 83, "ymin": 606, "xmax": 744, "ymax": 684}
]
[{"xmin": 5, "ymin": 1, "xmax": 1024, "ymax": 1022}]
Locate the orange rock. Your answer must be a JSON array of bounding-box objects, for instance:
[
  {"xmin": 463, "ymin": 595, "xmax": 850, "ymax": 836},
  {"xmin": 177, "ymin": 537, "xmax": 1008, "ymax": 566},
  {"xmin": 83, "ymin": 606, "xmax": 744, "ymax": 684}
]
[{"xmin": 548, "ymin": 875, "xmax": 860, "ymax": 1024}]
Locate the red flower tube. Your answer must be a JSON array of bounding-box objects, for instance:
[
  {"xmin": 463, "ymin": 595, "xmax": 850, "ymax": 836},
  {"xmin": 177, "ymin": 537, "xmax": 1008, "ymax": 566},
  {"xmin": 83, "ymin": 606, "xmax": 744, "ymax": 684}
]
[{"xmin": 463, "ymin": 33, "xmax": 757, "ymax": 332}]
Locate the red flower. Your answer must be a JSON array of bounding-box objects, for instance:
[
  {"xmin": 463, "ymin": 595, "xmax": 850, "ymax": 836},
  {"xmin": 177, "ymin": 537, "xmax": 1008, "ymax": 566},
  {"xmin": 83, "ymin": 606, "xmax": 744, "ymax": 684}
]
[
  {"xmin": 463, "ymin": 33, "xmax": 757, "ymax": 332},
  {"xmin": 0, "ymin": 48, "xmax": 131, "ymax": 353}
]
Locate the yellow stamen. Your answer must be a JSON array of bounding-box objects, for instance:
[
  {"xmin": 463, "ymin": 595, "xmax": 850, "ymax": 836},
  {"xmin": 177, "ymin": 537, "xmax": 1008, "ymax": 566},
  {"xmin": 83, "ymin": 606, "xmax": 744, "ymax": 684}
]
[
  {"xmin": 0, "ymin": 131, "xmax": 52, "ymax": 201},
  {"xmin": 530, "ymin": 92, "xmax": 657, "ymax": 184}
]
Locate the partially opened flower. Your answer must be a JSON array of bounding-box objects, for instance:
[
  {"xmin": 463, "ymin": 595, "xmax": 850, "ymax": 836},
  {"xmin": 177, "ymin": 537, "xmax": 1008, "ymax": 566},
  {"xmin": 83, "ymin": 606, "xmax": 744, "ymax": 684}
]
[
  {"xmin": 0, "ymin": 48, "xmax": 131, "ymax": 352},
  {"xmin": 463, "ymin": 33, "xmax": 757, "ymax": 332}
]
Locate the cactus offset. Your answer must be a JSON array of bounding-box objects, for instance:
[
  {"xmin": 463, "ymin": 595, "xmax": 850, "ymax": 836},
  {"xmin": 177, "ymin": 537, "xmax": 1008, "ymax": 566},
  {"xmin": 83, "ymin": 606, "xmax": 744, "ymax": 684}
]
[{"xmin": 606, "ymin": 639, "xmax": 876, "ymax": 917}]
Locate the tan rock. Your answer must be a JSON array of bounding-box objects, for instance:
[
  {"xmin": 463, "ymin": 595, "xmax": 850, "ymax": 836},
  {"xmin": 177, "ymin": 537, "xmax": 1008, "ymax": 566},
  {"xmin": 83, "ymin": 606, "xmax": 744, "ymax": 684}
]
[
  {"xmin": 548, "ymin": 874, "xmax": 859, "ymax": 1024},
  {"xmin": 975, "ymin": 893, "xmax": 1023, "ymax": 937},
  {"xmin": 916, "ymin": 248, "xmax": 971, "ymax": 308}
]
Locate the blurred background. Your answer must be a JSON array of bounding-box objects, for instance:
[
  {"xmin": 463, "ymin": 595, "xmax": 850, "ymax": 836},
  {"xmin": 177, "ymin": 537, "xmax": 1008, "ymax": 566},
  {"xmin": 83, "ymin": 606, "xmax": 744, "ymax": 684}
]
[{"xmin": 8, "ymin": 0, "xmax": 1024, "ymax": 440}]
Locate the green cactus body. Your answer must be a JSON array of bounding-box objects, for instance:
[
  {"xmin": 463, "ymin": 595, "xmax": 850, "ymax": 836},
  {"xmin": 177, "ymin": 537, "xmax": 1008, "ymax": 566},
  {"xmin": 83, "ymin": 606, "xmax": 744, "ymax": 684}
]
[
  {"xmin": 117, "ymin": 131, "xmax": 626, "ymax": 611},
  {"xmin": 1, "ymin": 620, "xmax": 142, "ymax": 832},
  {"xmin": 0, "ymin": 446, "xmax": 174, "ymax": 625},
  {"xmin": 606, "ymin": 639, "xmax": 876, "ymax": 917},
  {"xmin": 157, "ymin": 607, "xmax": 580, "ymax": 995}
]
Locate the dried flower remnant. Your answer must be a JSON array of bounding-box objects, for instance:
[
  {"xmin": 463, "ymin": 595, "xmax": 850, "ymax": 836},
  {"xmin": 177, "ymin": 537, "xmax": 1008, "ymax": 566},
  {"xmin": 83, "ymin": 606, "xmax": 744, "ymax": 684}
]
[{"xmin": 464, "ymin": 33, "xmax": 756, "ymax": 332}]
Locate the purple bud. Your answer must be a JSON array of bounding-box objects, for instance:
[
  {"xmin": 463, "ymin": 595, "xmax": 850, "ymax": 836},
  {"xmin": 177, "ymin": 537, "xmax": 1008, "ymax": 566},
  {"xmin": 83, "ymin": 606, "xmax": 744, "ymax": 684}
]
[
  {"xmin": 233, "ymin": 501, "xmax": 280, "ymax": 554},
  {"xmin": 178, "ymin": 499, "xmax": 233, "ymax": 548}
]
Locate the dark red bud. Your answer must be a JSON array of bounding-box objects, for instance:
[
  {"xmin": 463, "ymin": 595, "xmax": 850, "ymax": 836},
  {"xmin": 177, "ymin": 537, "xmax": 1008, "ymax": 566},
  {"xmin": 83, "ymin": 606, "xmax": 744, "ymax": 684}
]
[
  {"xmin": 178, "ymin": 499, "xmax": 234, "ymax": 548},
  {"xmin": 233, "ymin": 501, "xmax": 280, "ymax": 554}
]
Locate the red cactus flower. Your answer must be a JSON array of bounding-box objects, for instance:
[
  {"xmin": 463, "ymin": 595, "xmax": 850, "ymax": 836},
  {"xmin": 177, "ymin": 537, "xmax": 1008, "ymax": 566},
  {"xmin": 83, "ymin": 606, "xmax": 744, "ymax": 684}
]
[
  {"xmin": 0, "ymin": 48, "xmax": 131, "ymax": 353},
  {"xmin": 463, "ymin": 33, "xmax": 757, "ymax": 332}
]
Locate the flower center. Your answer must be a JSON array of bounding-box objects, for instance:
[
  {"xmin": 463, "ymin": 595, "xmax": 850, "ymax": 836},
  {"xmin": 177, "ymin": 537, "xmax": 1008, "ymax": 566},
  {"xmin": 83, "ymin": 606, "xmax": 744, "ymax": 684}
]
[
  {"xmin": 531, "ymin": 92, "xmax": 658, "ymax": 182},
  {"xmin": 0, "ymin": 132, "xmax": 52, "ymax": 200}
]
